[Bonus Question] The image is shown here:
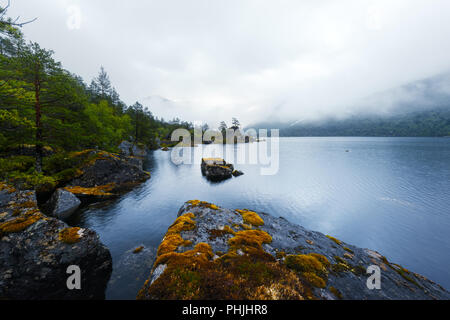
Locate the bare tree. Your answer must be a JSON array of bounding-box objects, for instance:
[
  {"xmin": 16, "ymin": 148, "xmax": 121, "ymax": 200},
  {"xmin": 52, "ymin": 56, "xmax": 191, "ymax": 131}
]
[{"xmin": 0, "ymin": 0, "xmax": 37, "ymax": 32}]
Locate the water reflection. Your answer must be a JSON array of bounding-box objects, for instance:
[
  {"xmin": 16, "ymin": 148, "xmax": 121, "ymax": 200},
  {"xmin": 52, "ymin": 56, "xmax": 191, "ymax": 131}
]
[{"xmin": 71, "ymin": 137, "xmax": 450, "ymax": 299}]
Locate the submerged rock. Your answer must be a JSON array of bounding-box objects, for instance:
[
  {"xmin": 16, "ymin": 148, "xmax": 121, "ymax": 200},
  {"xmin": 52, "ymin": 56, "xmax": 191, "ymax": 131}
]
[
  {"xmin": 137, "ymin": 200, "xmax": 450, "ymax": 300},
  {"xmin": 107, "ymin": 245, "xmax": 157, "ymax": 300},
  {"xmin": 0, "ymin": 182, "xmax": 112, "ymax": 299},
  {"xmin": 201, "ymin": 158, "xmax": 234, "ymax": 181},
  {"xmin": 44, "ymin": 188, "xmax": 81, "ymax": 220}
]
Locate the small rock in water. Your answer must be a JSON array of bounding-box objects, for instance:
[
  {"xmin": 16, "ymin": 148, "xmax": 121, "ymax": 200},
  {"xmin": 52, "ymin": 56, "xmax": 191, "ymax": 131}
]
[
  {"xmin": 133, "ymin": 246, "xmax": 144, "ymax": 254},
  {"xmin": 232, "ymin": 170, "xmax": 244, "ymax": 177},
  {"xmin": 201, "ymin": 158, "xmax": 234, "ymax": 181}
]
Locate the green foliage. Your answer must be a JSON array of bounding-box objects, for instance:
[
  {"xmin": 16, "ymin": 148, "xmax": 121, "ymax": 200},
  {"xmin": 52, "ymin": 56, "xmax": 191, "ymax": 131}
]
[
  {"xmin": 84, "ymin": 100, "xmax": 132, "ymax": 150},
  {"xmin": 7, "ymin": 170, "xmax": 57, "ymax": 192},
  {"xmin": 0, "ymin": 155, "xmax": 34, "ymax": 172},
  {"xmin": 0, "ymin": 109, "xmax": 34, "ymax": 149},
  {"xmin": 0, "ymin": 6, "xmax": 194, "ymax": 189}
]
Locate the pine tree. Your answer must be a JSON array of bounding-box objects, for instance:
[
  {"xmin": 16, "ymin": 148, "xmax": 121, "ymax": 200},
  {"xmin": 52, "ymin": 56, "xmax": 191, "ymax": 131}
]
[
  {"xmin": 231, "ymin": 118, "xmax": 240, "ymax": 130},
  {"xmin": 90, "ymin": 66, "xmax": 112, "ymax": 100},
  {"xmin": 15, "ymin": 42, "xmax": 62, "ymax": 172}
]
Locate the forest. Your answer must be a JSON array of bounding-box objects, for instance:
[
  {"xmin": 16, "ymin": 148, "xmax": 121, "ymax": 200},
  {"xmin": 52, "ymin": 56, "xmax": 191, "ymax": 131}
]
[{"xmin": 0, "ymin": 4, "xmax": 192, "ymax": 190}]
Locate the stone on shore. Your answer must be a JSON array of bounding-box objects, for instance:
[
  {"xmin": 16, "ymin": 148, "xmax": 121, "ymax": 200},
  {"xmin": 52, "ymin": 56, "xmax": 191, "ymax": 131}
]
[
  {"xmin": 45, "ymin": 188, "xmax": 81, "ymax": 220},
  {"xmin": 137, "ymin": 200, "xmax": 450, "ymax": 300},
  {"xmin": 65, "ymin": 150, "xmax": 150, "ymax": 201},
  {"xmin": 0, "ymin": 182, "xmax": 112, "ymax": 299},
  {"xmin": 201, "ymin": 158, "xmax": 234, "ymax": 181}
]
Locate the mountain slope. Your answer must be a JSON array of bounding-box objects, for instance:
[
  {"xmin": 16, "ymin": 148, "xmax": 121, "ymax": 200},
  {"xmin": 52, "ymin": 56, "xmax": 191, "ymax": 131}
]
[{"xmin": 250, "ymin": 108, "xmax": 450, "ymax": 137}]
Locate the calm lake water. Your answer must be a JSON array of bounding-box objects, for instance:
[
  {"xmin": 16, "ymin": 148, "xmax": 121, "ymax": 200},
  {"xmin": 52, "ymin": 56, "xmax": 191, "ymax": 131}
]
[{"xmin": 70, "ymin": 137, "xmax": 450, "ymax": 299}]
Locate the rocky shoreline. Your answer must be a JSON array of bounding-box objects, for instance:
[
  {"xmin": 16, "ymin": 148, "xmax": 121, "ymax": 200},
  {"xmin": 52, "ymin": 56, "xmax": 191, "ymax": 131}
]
[
  {"xmin": 137, "ymin": 200, "xmax": 450, "ymax": 300},
  {"xmin": 0, "ymin": 183, "xmax": 112, "ymax": 299},
  {"xmin": 2, "ymin": 143, "xmax": 449, "ymax": 300},
  {"xmin": 0, "ymin": 142, "xmax": 151, "ymax": 299}
]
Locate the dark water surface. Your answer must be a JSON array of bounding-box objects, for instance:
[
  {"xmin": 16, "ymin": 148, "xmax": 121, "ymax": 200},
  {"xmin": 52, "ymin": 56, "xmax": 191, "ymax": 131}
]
[{"xmin": 70, "ymin": 137, "xmax": 450, "ymax": 299}]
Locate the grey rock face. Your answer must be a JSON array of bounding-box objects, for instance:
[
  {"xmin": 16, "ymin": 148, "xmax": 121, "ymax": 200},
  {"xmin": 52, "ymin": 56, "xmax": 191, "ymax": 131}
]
[
  {"xmin": 123, "ymin": 156, "xmax": 144, "ymax": 170},
  {"xmin": 46, "ymin": 188, "xmax": 81, "ymax": 220},
  {"xmin": 67, "ymin": 150, "xmax": 150, "ymax": 199},
  {"xmin": 0, "ymin": 184, "xmax": 112, "ymax": 299},
  {"xmin": 143, "ymin": 201, "xmax": 450, "ymax": 300},
  {"xmin": 201, "ymin": 158, "xmax": 234, "ymax": 181},
  {"xmin": 118, "ymin": 140, "xmax": 147, "ymax": 157}
]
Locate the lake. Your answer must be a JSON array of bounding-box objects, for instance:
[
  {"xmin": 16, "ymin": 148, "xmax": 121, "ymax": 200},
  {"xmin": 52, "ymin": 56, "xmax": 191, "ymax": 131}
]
[{"xmin": 69, "ymin": 137, "xmax": 450, "ymax": 299}]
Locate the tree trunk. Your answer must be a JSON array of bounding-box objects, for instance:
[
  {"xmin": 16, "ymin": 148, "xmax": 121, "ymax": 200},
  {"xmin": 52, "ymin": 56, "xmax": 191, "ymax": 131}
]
[
  {"xmin": 34, "ymin": 75, "xmax": 42, "ymax": 173},
  {"xmin": 135, "ymin": 113, "xmax": 139, "ymax": 143}
]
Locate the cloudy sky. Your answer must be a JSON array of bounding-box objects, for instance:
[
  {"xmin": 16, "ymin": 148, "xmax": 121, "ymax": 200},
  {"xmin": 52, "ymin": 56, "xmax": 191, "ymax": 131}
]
[{"xmin": 8, "ymin": 0, "xmax": 450, "ymax": 126}]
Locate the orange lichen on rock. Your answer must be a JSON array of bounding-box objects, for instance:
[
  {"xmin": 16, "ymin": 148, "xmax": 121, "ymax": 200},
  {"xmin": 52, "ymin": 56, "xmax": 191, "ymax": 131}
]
[
  {"xmin": 0, "ymin": 211, "xmax": 42, "ymax": 234},
  {"xmin": 157, "ymin": 233, "xmax": 193, "ymax": 256},
  {"xmin": 329, "ymin": 286, "xmax": 343, "ymax": 299},
  {"xmin": 64, "ymin": 183, "xmax": 116, "ymax": 196},
  {"xmin": 326, "ymin": 235, "xmax": 342, "ymax": 245},
  {"xmin": 69, "ymin": 149, "xmax": 95, "ymax": 158},
  {"xmin": 155, "ymin": 242, "xmax": 214, "ymax": 268},
  {"xmin": 208, "ymin": 225, "xmax": 236, "ymax": 240},
  {"xmin": 139, "ymin": 235, "xmax": 309, "ymax": 300},
  {"xmin": 228, "ymin": 229, "xmax": 272, "ymax": 251},
  {"xmin": 59, "ymin": 227, "xmax": 83, "ymax": 244},
  {"xmin": 0, "ymin": 182, "xmax": 16, "ymax": 194},
  {"xmin": 133, "ymin": 246, "xmax": 144, "ymax": 254},
  {"xmin": 167, "ymin": 212, "xmax": 196, "ymax": 234},
  {"xmin": 187, "ymin": 200, "xmax": 201, "ymax": 206},
  {"xmin": 155, "ymin": 212, "xmax": 196, "ymax": 257},
  {"xmin": 187, "ymin": 200, "xmax": 219, "ymax": 210},
  {"xmin": 236, "ymin": 209, "xmax": 264, "ymax": 227},
  {"xmin": 284, "ymin": 253, "xmax": 330, "ymax": 288},
  {"xmin": 137, "ymin": 203, "xmax": 329, "ymax": 300},
  {"xmin": 302, "ymin": 272, "xmax": 326, "ymax": 288},
  {"xmin": 285, "ymin": 253, "xmax": 330, "ymax": 274}
]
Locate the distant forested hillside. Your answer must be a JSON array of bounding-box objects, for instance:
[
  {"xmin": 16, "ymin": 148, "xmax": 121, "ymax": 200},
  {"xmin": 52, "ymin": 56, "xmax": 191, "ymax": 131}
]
[{"xmin": 250, "ymin": 108, "xmax": 450, "ymax": 137}]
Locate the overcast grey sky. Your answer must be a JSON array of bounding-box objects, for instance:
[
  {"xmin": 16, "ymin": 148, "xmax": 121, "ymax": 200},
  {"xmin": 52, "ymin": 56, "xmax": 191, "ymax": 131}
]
[{"xmin": 8, "ymin": 0, "xmax": 450, "ymax": 125}]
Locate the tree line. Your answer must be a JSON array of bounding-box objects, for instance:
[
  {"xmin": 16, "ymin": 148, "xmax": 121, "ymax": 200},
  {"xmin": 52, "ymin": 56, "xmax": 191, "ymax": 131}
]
[
  {"xmin": 0, "ymin": 3, "xmax": 195, "ymax": 189},
  {"xmin": 0, "ymin": 4, "xmax": 193, "ymax": 171}
]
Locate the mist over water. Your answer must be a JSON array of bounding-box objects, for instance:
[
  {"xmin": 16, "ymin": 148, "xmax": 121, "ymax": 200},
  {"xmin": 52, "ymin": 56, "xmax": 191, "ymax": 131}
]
[{"xmin": 68, "ymin": 137, "xmax": 450, "ymax": 299}]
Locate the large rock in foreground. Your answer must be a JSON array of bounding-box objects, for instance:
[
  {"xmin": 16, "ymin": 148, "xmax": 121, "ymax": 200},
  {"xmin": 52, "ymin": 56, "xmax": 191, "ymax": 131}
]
[
  {"xmin": 201, "ymin": 158, "xmax": 234, "ymax": 181},
  {"xmin": 0, "ymin": 183, "xmax": 112, "ymax": 299},
  {"xmin": 137, "ymin": 200, "xmax": 449, "ymax": 300}
]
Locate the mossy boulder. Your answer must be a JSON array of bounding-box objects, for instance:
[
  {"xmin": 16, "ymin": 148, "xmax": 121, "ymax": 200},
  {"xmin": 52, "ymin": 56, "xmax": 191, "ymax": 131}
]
[
  {"xmin": 201, "ymin": 158, "xmax": 234, "ymax": 181},
  {"xmin": 0, "ymin": 182, "xmax": 112, "ymax": 299},
  {"xmin": 137, "ymin": 201, "xmax": 450, "ymax": 300},
  {"xmin": 65, "ymin": 150, "xmax": 150, "ymax": 200}
]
